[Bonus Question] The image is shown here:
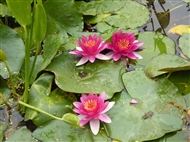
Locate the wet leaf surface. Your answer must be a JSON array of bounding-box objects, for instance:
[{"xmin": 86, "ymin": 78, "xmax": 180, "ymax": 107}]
[
  {"xmin": 105, "ymin": 70, "xmax": 185, "ymax": 142},
  {"xmin": 45, "ymin": 52, "xmax": 125, "ymax": 99}
]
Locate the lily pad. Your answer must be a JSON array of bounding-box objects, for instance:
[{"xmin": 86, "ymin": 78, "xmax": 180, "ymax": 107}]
[
  {"xmin": 45, "ymin": 52, "xmax": 125, "ymax": 99},
  {"xmin": 136, "ymin": 32, "xmax": 175, "ymax": 68},
  {"xmin": 0, "ymin": 25, "xmax": 25, "ymax": 79},
  {"xmin": 44, "ymin": 0, "xmax": 83, "ymax": 36},
  {"xmin": 145, "ymin": 54, "xmax": 190, "ymax": 78},
  {"xmin": 32, "ymin": 120, "xmax": 110, "ymax": 142},
  {"xmin": 179, "ymin": 33, "xmax": 190, "ymax": 59},
  {"xmin": 105, "ymin": 70, "xmax": 185, "ymax": 142},
  {"xmin": 5, "ymin": 127, "xmax": 36, "ymax": 142},
  {"xmin": 25, "ymin": 73, "xmax": 75, "ymax": 126}
]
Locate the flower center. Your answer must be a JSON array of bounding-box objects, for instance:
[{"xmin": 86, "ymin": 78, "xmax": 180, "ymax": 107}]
[
  {"xmin": 117, "ymin": 39, "xmax": 129, "ymax": 49},
  {"xmin": 84, "ymin": 40, "xmax": 96, "ymax": 48},
  {"xmin": 84, "ymin": 99, "xmax": 97, "ymax": 111}
]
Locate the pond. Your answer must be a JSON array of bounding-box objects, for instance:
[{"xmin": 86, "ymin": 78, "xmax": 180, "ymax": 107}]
[{"xmin": 0, "ymin": 0, "xmax": 190, "ymax": 142}]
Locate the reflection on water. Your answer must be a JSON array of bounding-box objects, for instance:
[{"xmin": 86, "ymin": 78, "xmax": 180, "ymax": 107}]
[{"xmin": 138, "ymin": 0, "xmax": 190, "ymax": 44}]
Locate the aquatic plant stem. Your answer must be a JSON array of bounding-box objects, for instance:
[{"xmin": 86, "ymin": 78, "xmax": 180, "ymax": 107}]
[
  {"xmin": 3, "ymin": 61, "xmax": 18, "ymax": 96},
  {"xmin": 22, "ymin": 26, "xmax": 31, "ymax": 111},
  {"xmin": 0, "ymin": 93, "xmax": 12, "ymax": 109},
  {"xmin": 18, "ymin": 101, "xmax": 62, "ymax": 121}
]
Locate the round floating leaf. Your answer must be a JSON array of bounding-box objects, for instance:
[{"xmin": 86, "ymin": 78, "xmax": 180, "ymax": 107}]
[
  {"xmin": 0, "ymin": 25, "xmax": 25, "ymax": 79},
  {"xmin": 33, "ymin": 120, "xmax": 110, "ymax": 142},
  {"xmin": 106, "ymin": 70, "xmax": 185, "ymax": 142},
  {"xmin": 136, "ymin": 32, "xmax": 176, "ymax": 68},
  {"xmin": 25, "ymin": 73, "xmax": 75, "ymax": 126},
  {"xmin": 45, "ymin": 53, "xmax": 125, "ymax": 99},
  {"xmin": 44, "ymin": 0, "xmax": 83, "ymax": 36},
  {"xmin": 5, "ymin": 127, "xmax": 36, "ymax": 142},
  {"xmin": 179, "ymin": 33, "xmax": 190, "ymax": 59},
  {"xmin": 104, "ymin": 1, "xmax": 150, "ymax": 29},
  {"xmin": 145, "ymin": 54, "xmax": 190, "ymax": 78}
]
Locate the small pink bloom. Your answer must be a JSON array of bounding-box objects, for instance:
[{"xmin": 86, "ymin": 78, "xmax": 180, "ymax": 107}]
[
  {"xmin": 130, "ymin": 99, "xmax": 138, "ymax": 104},
  {"xmin": 70, "ymin": 34, "xmax": 110, "ymax": 66},
  {"xmin": 73, "ymin": 92, "xmax": 115, "ymax": 135},
  {"xmin": 106, "ymin": 30, "xmax": 143, "ymax": 61}
]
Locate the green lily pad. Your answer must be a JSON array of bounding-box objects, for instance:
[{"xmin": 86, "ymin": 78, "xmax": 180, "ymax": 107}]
[
  {"xmin": 5, "ymin": 127, "xmax": 36, "ymax": 142},
  {"xmin": 152, "ymin": 130, "xmax": 187, "ymax": 142},
  {"xmin": 45, "ymin": 53, "xmax": 125, "ymax": 99},
  {"xmin": 25, "ymin": 73, "xmax": 76, "ymax": 126},
  {"xmin": 179, "ymin": 33, "xmax": 190, "ymax": 59},
  {"xmin": 0, "ymin": 25, "xmax": 25, "ymax": 79},
  {"xmin": 136, "ymin": 32, "xmax": 175, "ymax": 68},
  {"xmin": 145, "ymin": 54, "xmax": 190, "ymax": 78},
  {"xmin": 106, "ymin": 70, "xmax": 185, "ymax": 142},
  {"xmin": 44, "ymin": 0, "xmax": 83, "ymax": 36},
  {"xmin": 32, "ymin": 120, "xmax": 110, "ymax": 142}
]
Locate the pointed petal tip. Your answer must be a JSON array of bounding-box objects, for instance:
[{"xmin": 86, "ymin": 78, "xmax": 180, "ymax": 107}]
[{"xmin": 130, "ymin": 99, "xmax": 138, "ymax": 104}]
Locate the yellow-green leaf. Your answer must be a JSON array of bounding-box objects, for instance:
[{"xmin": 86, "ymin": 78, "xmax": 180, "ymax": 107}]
[
  {"xmin": 0, "ymin": 50, "xmax": 7, "ymax": 62},
  {"xmin": 168, "ymin": 24, "xmax": 190, "ymax": 35}
]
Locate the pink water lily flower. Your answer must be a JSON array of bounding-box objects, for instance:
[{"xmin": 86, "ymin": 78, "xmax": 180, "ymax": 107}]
[
  {"xmin": 106, "ymin": 30, "xmax": 143, "ymax": 61},
  {"xmin": 73, "ymin": 92, "xmax": 115, "ymax": 135},
  {"xmin": 70, "ymin": 34, "xmax": 110, "ymax": 66}
]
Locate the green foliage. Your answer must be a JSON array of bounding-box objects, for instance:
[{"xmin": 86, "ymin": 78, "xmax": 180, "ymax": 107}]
[
  {"xmin": 6, "ymin": 0, "xmax": 31, "ymax": 27},
  {"xmin": 179, "ymin": 33, "xmax": 190, "ymax": 59},
  {"xmin": 25, "ymin": 73, "xmax": 75, "ymax": 126},
  {"xmin": 1, "ymin": 0, "xmax": 190, "ymax": 141},
  {"xmin": 33, "ymin": 3, "xmax": 47, "ymax": 43},
  {"xmin": 137, "ymin": 32, "xmax": 175, "ymax": 68},
  {"xmin": 106, "ymin": 71, "xmax": 185, "ymax": 141},
  {"xmin": 145, "ymin": 54, "xmax": 190, "ymax": 78},
  {"xmin": 46, "ymin": 52, "xmax": 125, "ymax": 99},
  {"xmin": 0, "ymin": 25, "xmax": 25, "ymax": 79}
]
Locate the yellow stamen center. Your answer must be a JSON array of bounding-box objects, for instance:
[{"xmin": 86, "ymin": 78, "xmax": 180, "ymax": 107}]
[
  {"xmin": 84, "ymin": 40, "xmax": 96, "ymax": 48},
  {"xmin": 84, "ymin": 99, "xmax": 97, "ymax": 111},
  {"xmin": 117, "ymin": 39, "xmax": 129, "ymax": 49}
]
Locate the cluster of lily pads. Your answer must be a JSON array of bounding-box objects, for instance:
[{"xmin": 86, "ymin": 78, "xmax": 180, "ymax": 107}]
[{"xmin": 0, "ymin": 0, "xmax": 190, "ymax": 142}]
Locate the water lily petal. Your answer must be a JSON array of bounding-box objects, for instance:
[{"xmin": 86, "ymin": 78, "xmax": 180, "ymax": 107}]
[
  {"xmin": 90, "ymin": 119, "xmax": 100, "ymax": 135},
  {"xmin": 99, "ymin": 91, "xmax": 106, "ymax": 100},
  {"xmin": 101, "ymin": 101, "xmax": 115, "ymax": 113},
  {"xmin": 98, "ymin": 113, "xmax": 111, "ymax": 123},
  {"xmin": 130, "ymin": 99, "xmax": 138, "ymax": 104},
  {"xmin": 76, "ymin": 46, "xmax": 83, "ymax": 51},
  {"xmin": 89, "ymin": 56, "xmax": 96, "ymax": 63},
  {"xmin": 113, "ymin": 53, "xmax": 121, "ymax": 61},
  {"xmin": 133, "ymin": 52, "xmax": 143, "ymax": 59},
  {"xmin": 96, "ymin": 53, "xmax": 110, "ymax": 60},
  {"xmin": 76, "ymin": 56, "xmax": 89, "ymax": 66}
]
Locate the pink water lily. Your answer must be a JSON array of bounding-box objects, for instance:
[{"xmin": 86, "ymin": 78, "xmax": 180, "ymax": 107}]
[
  {"xmin": 130, "ymin": 99, "xmax": 138, "ymax": 104},
  {"xmin": 106, "ymin": 30, "xmax": 143, "ymax": 61},
  {"xmin": 70, "ymin": 34, "xmax": 110, "ymax": 66},
  {"xmin": 73, "ymin": 92, "xmax": 115, "ymax": 135}
]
